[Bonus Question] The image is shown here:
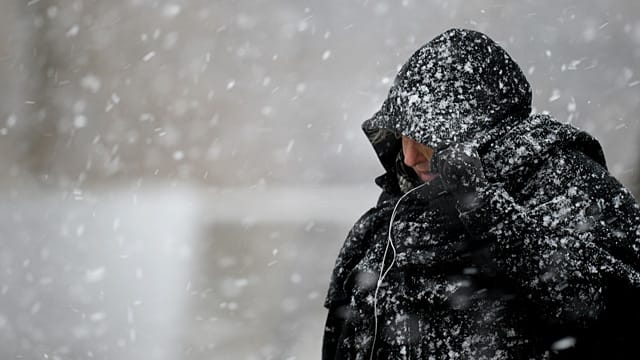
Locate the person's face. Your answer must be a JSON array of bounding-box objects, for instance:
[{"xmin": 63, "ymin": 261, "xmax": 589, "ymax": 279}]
[{"xmin": 401, "ymin": 136, "xmax": 437, "ymax": 182}]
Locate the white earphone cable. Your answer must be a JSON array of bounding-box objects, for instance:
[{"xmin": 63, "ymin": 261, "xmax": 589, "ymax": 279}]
[{"xmin": 369, "ymin": 182, "xmax": 428, "ymax": 360}]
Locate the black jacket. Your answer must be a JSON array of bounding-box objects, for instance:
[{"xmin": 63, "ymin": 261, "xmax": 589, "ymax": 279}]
[{"xmin": 323, "ymin": 29, "xmax": 640, "ymax": 359}]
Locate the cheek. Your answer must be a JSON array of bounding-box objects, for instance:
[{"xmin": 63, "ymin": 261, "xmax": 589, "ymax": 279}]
[{"xmin": 418, "ymin": 148, "xmax": 433, "ymax": 162}]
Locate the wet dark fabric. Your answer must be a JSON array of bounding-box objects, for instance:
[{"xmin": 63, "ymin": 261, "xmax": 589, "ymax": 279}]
[{"xmin": 323, "ymin": 28, "xmax": 640, "ymax": 360}]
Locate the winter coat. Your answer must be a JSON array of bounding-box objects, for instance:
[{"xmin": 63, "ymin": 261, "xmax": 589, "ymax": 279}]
[{"xmin": 323, "ymin": 28, "xmax": 640, "ymax": 360}]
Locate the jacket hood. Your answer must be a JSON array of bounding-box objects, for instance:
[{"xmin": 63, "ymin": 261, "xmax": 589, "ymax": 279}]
[
  {"xmin": 364, "ymin": 28, "xmax": 532, "ymax": 152},
  {"xmin": 363, "ymin": 28, "xmax": 606, "ymax": 192}
]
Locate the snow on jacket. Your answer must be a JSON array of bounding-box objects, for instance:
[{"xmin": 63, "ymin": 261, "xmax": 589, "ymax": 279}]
[{"xmin": 323, "ymin": 28, "xmax": 640, "ymax": 360}]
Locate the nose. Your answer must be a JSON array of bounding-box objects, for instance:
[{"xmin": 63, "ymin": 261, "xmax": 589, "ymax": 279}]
[{"xmin": 403, "ymin": 139, "xmax": 426, "ymax": 167}]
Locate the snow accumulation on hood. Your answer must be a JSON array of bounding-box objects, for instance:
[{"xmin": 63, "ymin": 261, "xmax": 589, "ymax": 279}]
[{"xmin": 362, "ymin": 28, "xmax": 606, "ymax": 188}]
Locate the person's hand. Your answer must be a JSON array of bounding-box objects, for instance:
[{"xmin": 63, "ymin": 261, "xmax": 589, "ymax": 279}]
[{"xmin": 431, "ymin": 143, "xmax": 488, "ymax": 211}]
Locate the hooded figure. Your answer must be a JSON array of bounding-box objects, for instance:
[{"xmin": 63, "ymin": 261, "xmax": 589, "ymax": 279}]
[{"xmin": 323, "ymin": 29, "xmax": 640, "ymax": 359}]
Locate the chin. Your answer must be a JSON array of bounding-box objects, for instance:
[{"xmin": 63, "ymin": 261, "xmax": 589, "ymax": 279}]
[{"xmin": 419, "ymin": 173, "xmax": 438, "ymax": 182}]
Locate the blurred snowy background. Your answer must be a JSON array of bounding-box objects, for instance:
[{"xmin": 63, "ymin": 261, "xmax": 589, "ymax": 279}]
[{"xmin": 1, "ymin": 0, "xmax": 639, "ymax": 359}]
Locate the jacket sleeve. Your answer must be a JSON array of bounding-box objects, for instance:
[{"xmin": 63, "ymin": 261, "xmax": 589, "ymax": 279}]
[{"xmin": 458, "ymin": 149, "xmax": 640, "ymax": 327}]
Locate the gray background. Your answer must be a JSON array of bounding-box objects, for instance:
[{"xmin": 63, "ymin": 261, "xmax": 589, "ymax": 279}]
[{"xmin": 1, "ymin": 0, "xmax": 639, "ymax": 359}]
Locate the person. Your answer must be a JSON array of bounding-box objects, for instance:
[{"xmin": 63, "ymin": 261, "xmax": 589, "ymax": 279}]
[{"xmin": 322, "ymin": 28, "xmax": 640, "ymax": 359}]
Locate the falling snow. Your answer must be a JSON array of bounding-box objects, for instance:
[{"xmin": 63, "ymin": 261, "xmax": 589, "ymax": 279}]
[{"xmin": 2, "ymin": 2, "xmax": 640, "ymax": 360}]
